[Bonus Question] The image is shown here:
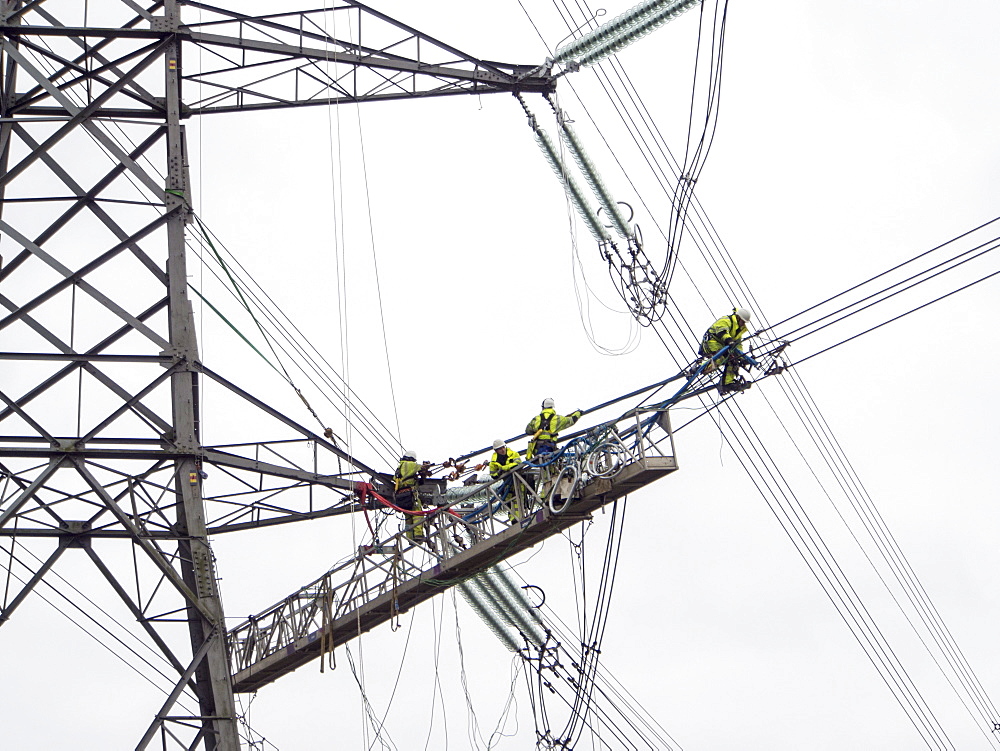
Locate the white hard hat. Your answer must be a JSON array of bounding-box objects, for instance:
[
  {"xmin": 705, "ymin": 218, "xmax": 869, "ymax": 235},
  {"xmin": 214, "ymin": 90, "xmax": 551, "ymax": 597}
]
[
  {"xmin": 735, "ymin": 307, "xmax": 752, "ymax": 323},
  {"xmin": 401, "ymin": 449, "xmax": 416, "ymax": 461},
  {"xmin": 541, "ymin": 397, "xmax": 555, "ymax": 409},
  {"xmin": 493, "ymin": 439, "xmax": 505, "ymax": 450}
]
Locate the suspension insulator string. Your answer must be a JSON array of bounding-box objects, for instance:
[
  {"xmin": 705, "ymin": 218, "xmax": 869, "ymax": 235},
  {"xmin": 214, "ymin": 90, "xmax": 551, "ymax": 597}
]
[
  {"xmin": 515, "ymin": 93, "xmax": 610, "ymax": 244},
  {"xmin": 551, "ymin": 0, "xmax": 702, "ymax": 69},
  {"xmin": 545, "ymin": 94, "xmax": 633, "ymax": 240}
]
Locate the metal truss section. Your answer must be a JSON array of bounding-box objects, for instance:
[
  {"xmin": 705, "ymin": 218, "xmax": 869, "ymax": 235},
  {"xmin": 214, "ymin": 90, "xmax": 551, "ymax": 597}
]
[
  {"xmin": 180, "ymin": 1, "xmax": 554, "ymax": 114},
  {"xmin": 0, "ymin": 1, "xmax": 242, "ymax": 746},
  {"xmin": 0, "ymin": 1, "xmax": 552, "ymax": 747},
  {"xmin": 228, "ymin": 408, "xmax": 679, "ymax": 692},
  {"xmin": 0, "ymin": 1, "xmax": 555, "ymax": 121},
  {"xmin": 0, "ymin": 1, "xmax": 397, "ymax": 748}
]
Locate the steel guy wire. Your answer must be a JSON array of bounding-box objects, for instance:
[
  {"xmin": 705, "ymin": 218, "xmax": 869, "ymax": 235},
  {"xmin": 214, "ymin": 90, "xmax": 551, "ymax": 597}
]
[
  {"xmin": 185, "ymin": 268, "xmax": 399, "ymax": 469},
  {"xmin": 190, "ymin": 218, "xmax": 299, "ymax": 391},
  {"xmin": 186, "ymin": 228, "xmax": 400, "ymax": 463},
  {"xmin": 185, "ymin": 247, "xmax": 401, "ymax": 466}
]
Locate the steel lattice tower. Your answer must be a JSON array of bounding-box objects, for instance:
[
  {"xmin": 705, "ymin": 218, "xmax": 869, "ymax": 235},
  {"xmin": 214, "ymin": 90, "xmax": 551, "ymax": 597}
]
[{"xmin": 0, "ymin": 2, "xmax": 552, "ymax": 748}]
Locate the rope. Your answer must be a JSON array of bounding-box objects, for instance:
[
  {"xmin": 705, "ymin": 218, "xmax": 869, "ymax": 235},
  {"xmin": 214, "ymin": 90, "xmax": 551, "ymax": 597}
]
[
  {"xmin": 189, "ymin": 213, "xmax": 338, "ymax": 438},
  {"xmin": 319, "ymin": 574, "xmax": 336, "ymax": 674}
]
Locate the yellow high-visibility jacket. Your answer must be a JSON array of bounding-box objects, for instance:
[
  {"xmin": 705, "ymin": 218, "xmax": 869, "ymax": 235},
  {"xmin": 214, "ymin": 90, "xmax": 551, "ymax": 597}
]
[
  {"xmin": 703, "ymin": 313, "xmax": 748, "ymax": 352},
  {"xmin": 489, "ymin": 447, "xmax": 522, "ymax": 479},
  {"xmin": 525, "ymin": 408, "xmax": 581, "ymax": 444},
  {"xmin": 394, "ymin": 459, "xmax": 420, "ymax": 492}
]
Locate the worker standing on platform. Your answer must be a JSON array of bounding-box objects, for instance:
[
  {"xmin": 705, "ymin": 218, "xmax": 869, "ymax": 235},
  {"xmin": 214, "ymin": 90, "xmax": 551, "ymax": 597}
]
[
  {"xmin": 394, "ymin": 449, "xmax": 424, "ymax": 541},
  {"xmin": 700, "ymin": 307, "xmax": 753, "ymax": 392},
  {"xmin": 525, "ymin": 398, "xmax": 582, "ymax": 459},
  {"xmin": 490, "ymin": 439, "xmax": 524, "ymax": 522},
  {"xmin": 489, "ymin": 439, "xmax": 522, "ymax": 479}
]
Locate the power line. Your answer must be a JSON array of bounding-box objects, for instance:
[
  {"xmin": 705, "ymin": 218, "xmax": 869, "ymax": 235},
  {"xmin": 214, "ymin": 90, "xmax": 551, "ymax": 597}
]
[
  {"xmin": 789, "ymin": 264, "xmax": 1000, "ymax": 369},
  {"xmin": 533, "ymin": 0, "xmax": 996, "ymax": 745}
]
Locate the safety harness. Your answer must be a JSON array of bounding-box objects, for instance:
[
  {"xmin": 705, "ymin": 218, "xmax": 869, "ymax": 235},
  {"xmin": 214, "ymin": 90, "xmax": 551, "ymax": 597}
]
[{"xmin": 699, "ymin": 313, "xmax": 745, "ymax": 357}]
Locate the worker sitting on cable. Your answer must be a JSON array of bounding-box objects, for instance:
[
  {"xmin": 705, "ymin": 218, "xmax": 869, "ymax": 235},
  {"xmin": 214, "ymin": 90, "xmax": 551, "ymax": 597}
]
[
  {"xmin": 699, "ymin": 307, "xmax": 753, "ymax": 393},
  {"xmin": 489, "ymin": 439, "xmax": 524, "ymax": 523},
  {"xmin": 525, "ymin": 398, "xmax": 582, "ymax": 460},
  {"xmin": 393, "ymin": 449, "xmax": 425, "ymax": 541}
]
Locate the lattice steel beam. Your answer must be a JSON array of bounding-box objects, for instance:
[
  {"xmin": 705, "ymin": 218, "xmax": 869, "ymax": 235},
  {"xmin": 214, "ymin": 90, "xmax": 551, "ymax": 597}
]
[{"xmin": 0, "ymin": 1, "xmax": 553, "ymax": 747}]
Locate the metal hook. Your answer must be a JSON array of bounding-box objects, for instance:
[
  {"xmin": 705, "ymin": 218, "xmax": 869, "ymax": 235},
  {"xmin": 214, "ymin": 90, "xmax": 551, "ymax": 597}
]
[
  {"xmin": 521, "ymin": 583, "xmax": 546, "ymax": 608},
  {"xmin": 597, "ymin": 201, "xmax": 635, "ymax": 230}
]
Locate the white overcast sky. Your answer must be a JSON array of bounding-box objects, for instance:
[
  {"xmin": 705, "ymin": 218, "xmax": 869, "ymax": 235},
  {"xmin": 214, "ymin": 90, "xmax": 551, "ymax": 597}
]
[{"xmin": 3, "ymin": 1, "xmax": 1000, "ymax": 749}]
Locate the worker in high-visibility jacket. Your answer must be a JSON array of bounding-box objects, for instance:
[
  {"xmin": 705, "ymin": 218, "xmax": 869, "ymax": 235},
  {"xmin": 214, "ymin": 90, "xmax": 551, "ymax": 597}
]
[
  {"xmin": 525, "ymin": 399, "xmax": 582, "ymax": 459},
  {"xmin": 700, "ymin": 307, "xmax": 752, "ymax": 391},
  {"xmin": 489, "ymin": 439, "xmax": 522, "ymax": 479},
  {"xmin": 393, "ymin": 449, "xmax": 424, "ymax": 540},
  {"xmin": 490, "ymin": 439, "xmax": 524, "ymax": 522}
]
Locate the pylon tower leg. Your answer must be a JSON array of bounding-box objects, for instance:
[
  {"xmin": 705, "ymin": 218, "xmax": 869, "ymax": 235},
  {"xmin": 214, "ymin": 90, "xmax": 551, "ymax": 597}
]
[{"xmin": 0, "ymin": 2, "xmax": 240, "ymax": 747}]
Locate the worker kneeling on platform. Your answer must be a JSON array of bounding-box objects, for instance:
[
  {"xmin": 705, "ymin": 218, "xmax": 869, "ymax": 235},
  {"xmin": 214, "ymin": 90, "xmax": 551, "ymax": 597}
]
[
  {"xmin": 394, "ymin": 449, "xmax": 425, "ymax": 541},
  {"xmin": 525, "ymin": 398, "xmax": 582, "ymax": 459},
  {"xmin": 490, "ymin": 439, "xmax": 524, "ymax": 523},
  {"xmin": 700, "ymin": 307, "xmax": 755, "ymax": 393}
]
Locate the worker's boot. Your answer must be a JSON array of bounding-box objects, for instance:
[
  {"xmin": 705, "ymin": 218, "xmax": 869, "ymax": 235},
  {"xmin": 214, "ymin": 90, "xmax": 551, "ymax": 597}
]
[{"xmin": 721, "ymin": 378, "xmax": 750, "ymax": 393}]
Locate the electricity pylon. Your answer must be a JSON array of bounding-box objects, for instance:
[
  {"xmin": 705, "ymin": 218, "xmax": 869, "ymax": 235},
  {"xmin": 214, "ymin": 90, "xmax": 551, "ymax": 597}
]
[{"xmin": 0, "ymin": 2, "xmax": 552, "ymax": 748}]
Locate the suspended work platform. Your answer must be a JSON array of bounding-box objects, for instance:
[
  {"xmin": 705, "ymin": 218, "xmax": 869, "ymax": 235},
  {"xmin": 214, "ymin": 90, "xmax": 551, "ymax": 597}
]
[
  {"xmin": 227, "ymin": 346, "xmax": 797, "ymax": 693},
  {"xmin": 228, "ymin": 410, "xmax": 679, "ymax": 693}
]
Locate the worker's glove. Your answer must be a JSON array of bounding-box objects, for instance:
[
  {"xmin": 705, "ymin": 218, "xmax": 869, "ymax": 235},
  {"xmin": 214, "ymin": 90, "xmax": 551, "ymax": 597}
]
[{"xmin": 571, "ymin": 410, "xmax": 583, "ymax": 420}]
